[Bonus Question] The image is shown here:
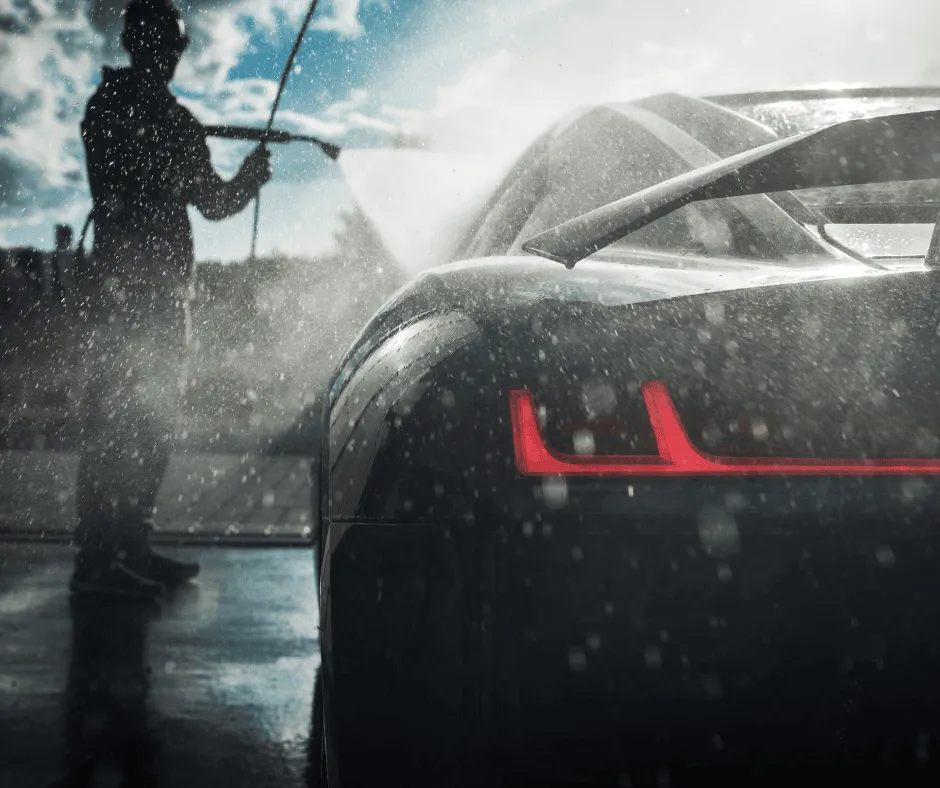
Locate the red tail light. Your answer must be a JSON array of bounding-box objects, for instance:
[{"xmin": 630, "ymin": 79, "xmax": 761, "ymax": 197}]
[{"xmin": 510, "ymin": 382, "xmax": 940, "ymax": 477}]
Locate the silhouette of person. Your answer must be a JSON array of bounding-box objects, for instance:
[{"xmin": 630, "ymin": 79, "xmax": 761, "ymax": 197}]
[{"xmin": 72, "ymin": 0, "xmax": 272, "ymax": 599}]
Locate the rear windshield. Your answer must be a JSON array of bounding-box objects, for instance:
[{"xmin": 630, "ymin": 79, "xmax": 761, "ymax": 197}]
[{"xmin": 733, "ymin": 95, "xmax": 940, "ymax": 224}]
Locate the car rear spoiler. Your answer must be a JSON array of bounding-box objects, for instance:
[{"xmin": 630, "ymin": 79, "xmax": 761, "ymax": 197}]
[{"xmin": 521, "ymin": 110, "xmax": 940, "ymax": 268}]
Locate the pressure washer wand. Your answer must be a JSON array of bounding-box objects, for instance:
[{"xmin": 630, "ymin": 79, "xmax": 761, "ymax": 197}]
[
  {"xmin": 204, "ymin": 125, "xmax": 341, "ymax": 161},
  {"xmin": 248, "ymin": 0, "xmax": 324, "ymax": 260}
]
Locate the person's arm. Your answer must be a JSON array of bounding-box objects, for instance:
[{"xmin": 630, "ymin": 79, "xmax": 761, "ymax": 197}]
[{"xmin": 189, "ymin": 143, "xmax": 272, "ymax": 222}]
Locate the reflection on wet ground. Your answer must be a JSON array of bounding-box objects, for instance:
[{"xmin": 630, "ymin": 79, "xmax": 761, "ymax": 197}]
[{"xmin": 0, "ymin": 544, "xmax": 319, "ymax": 788}]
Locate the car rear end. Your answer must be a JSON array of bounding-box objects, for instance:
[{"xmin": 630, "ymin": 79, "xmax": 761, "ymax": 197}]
[{"xmin": 324, "ymin": 269, "xmax": 940, "ymax": 786}]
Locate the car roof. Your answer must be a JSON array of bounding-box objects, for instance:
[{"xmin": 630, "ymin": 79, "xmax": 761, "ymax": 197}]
[
  {"xmin": 702, "ymin": 85, "xmax": 940, "ymax": 107},
  {"xmin": 600, "ymin": 86, "xmax": 940, "ymax": 121},
  {"xmin": 599, "ymin": 85, "xmax": 940, "ymax": 113}
]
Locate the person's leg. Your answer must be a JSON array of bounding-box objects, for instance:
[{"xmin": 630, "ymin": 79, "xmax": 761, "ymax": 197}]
[
  {"xmin": 73, "ymin": 292, "xmax": 200, "ymax": 595},
  {"xmin": 75, "ymin": 361, "xmax": 121, "ymax": 551},
  {"xmin": 73, "ymin": 314, "xmax": 165, "ymax": 599},
  {"xmin": 116, "ymin": 296, "xmax": 200, "ymax": 587}
]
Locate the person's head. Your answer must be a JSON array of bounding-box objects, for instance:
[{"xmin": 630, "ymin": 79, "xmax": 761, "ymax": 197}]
[{"xmin": 121, "ymin": 0, "xmax": 189, "ymax": 83}]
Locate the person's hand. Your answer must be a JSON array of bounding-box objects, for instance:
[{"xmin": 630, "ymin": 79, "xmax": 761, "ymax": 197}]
[{"xmin": 238, "ymin": 144, "xmax": 272, "ymax": 191}]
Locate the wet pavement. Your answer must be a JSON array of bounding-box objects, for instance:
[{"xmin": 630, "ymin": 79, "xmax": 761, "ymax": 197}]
[
  {"xmin": 0, "ymin": 451, "xmax": 314, "ymax": 542},
  {"xmin": 0, "ymin": 543, "xmax": 319, "ymax": 788}
]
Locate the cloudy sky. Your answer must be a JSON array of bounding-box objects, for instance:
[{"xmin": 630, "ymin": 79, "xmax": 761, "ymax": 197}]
[{"xmin": 3, "ymin": 0, "xmax": 940, "ymax": 261}]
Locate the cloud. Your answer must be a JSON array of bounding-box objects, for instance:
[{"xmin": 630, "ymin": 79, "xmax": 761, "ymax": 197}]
[
  {"xmin": 177, "ymin": 5, "xmax": 252, "ymax": 92},
  {"xmin": 320, "ymin": 87, "xmax": 369, "ymax": 119},
  {"xmin": 0, "ymin": 0, "xmax": 95, "ymax": 232},
  {"xmin": 391, "ymin": 0, "xmax": 940, "ymax": 156},
  {"xmin": 344, "ymin": 111, "xmax": 400, "ymax": 136},
  {"xmin": 310, "ymin": 0, "xmax": 363, "ymax": 39},
  {"xmin": 481, "ymin": 0, "xmax": 575, "ymax": 31},
  {"xmin": 173, "ymin": 0, "xmax": 377, "ymax": 94},
  {"xmin": 0, "ymin": 0, "xmax": 377, "ymax": 249}
]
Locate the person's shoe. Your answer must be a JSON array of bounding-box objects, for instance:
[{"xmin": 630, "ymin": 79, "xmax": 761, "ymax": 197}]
[
  {"xmin": 121, "ymin": 518, "xmax": 201, "ymax": 589},
  {"xmin": 131, "ymin": 548, "xmax": 201, "ymax": 590},
  {"xmin": 70, "ymin": 556, "xmax": 166, "ymax": 601}
]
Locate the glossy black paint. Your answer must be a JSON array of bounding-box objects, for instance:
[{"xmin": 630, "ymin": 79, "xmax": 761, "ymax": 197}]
[{"xmin": 318, "ymin": 257, "xmax": 940, "ymax": 786}]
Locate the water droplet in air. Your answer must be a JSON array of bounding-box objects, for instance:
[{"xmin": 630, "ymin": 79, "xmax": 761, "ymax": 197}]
[
  {"xmin": 568, "ymin": 647, "xmax": 587, "ymax": 673},
  {"xmin": 875, "ymin": 545, "xmax": 896, "ymax": 567},
  {"xmin": 573, "ymin": 428, "xmax": 595, "ymax": 455},
  {"xmin": 697, "ymin": 505, "xmax": 740, "ymax": 558},
  {"xmin": 542, "ymin": 476, "xmax": 568, "ymax": 509}
]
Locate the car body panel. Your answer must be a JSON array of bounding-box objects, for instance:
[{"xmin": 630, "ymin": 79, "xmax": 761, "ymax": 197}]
[
  {"xmin": 320, "ymin": 259, "xmax": 940, "ymax": 785},
  {"xmin": 419, "ymin": 253, "xmax": 878, "ymax": 313},
  {"xmin": 317, "ymin": 88, "xmax": 940, "ymax": 786}
]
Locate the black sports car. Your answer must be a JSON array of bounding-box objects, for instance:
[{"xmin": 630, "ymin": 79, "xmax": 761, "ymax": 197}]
[{"xmin": 313, "ymin": 89, "xmax": 940, "ymax": 787}]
